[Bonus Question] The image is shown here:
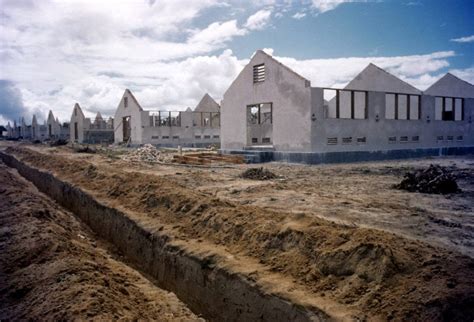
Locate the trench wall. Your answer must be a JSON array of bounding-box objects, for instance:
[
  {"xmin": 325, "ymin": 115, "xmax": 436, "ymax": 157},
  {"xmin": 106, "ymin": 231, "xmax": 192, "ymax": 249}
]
[{"xmin": 0, "ymin": 151, "xmax": 327, "ymax": 322}]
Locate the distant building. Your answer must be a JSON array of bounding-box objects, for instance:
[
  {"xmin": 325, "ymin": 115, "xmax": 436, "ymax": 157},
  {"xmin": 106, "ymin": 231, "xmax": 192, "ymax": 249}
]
[
  {"xmin": 70, "ymin": 103, "xmax": 114, "ymax": 144},
  {"xmin": 114, "ymin": 89, "xmax": 220, "ymax": 147},
  {"xmin": 47, "ymin": 110, "xmax": 69, "ymax": 140}
]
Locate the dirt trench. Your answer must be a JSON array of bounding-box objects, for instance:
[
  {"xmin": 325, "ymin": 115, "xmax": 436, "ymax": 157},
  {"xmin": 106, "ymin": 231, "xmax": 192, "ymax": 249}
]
[
  {"xmin": 0, "ymin": 160, "xmax": 200, "ymax": 321},
  {"xmin": 0, "ymin": 151, "xmax": 328, "ymax": 322}
]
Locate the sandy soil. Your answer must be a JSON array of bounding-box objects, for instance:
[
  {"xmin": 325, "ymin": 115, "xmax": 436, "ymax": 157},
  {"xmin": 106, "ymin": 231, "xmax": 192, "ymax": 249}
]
[
  {"xmin": 2, "ymin": 143, "xmax": 474, "ymax": 321},
  {"xmin": 0, "ymin": 159, "xmax": 201, "ymax": 321}
]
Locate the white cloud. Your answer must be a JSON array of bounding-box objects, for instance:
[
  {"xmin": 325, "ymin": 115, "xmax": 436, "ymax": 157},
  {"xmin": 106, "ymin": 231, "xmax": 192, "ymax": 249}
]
[
  {"xmin": 188, "ymin": 20, "xmax": 247, "ymax": 48},
  {"xmin": 450, "ymin": 35, "xmax": 474, "ymax": 43},
  {"xmin": 311, "ymin": 0, "xmax": 361, "ymax": 13},
  {"xmin": 292, "ymin": 12, "xmax": 306, "ymax": 19},
  {"xmin": 244, "ymin": 9, "xmax": 272, "ymax": 30},
  {"xmin": 270, "ymin": 50, "xmax": 464, "ymax": 90},
  {"xmin": 0, "ymin": 0, "xmax": 276, "ymax": 123}
]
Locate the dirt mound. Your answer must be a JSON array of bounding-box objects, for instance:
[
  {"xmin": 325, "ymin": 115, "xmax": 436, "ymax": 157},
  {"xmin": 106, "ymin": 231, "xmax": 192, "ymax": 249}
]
[
  {"xmin": 240, "ymin": 167, "xmax": 277, "ymax": 180},
  {"xmin": 395, "ymin": 164, "xmax": 460, "ymax": 194}
]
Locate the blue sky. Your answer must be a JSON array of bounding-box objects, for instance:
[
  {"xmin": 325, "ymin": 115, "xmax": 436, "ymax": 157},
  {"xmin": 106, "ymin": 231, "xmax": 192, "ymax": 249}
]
[{"xmin": 0, "ymin": 0, "xmax": 473, "ymax": 124}]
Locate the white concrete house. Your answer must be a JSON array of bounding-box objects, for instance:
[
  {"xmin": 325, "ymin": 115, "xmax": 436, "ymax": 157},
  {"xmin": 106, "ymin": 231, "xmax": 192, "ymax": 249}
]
[
  {"xmin": 221, "ymin": 50, "xmax": 474, "ymax": 163},
  {"xmin": 70, "ymin": 103, "xmax": 114, "ymax": 144},
  {"xmin": 114, "ymin": 89, "xmax": 220, "ymax": 147},
  {"xmin": 31, "ymin": 115, "xmax": 48, "ymax": 141},
  {"xmin": 46, "ymin": 110, "xmax": 69, "ymax": 140}
]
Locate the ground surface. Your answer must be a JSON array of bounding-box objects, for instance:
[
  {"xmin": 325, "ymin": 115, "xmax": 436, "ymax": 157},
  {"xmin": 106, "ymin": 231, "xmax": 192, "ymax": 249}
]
[
  {"xmin": 0, "ymin": 158, "xmax": 200, "ymax": 321},
  {"xmin": 2, "ymin": 141, "xmax": 474, "ymax": 321}
]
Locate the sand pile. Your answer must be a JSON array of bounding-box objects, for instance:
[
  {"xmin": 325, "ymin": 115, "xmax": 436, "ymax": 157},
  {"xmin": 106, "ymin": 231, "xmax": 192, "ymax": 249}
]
[
  {"xmin": 240, "ymin": 167, "xmax": 277, "ymax": 180},
  {"xmin": 395, "ymin": 164, "xmax": 460, "ymax": 194},
  {"xmin": 122, "ymin": 144, "xmax": 172, "ymax": 163}
]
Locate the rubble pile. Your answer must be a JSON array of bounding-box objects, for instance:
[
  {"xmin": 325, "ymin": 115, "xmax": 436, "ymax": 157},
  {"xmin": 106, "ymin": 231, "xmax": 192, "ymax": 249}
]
[
  {"xmin": 394, "ymin": 164, "xmax": 460, "ymax": 194},
  {"xmin": 49, "ymin": 139, "xmax": 68, "ymax": 147},
  {"xmin": 73, "ymin": 145, "xmax": 97, "ymax": 153},
  {"xmin": 240, "ymin": 167, "xmax": 277, "ymax": 180},
  {"xmin": 123, "ymin": 144, "xmax": 173, "ymax": 163}
]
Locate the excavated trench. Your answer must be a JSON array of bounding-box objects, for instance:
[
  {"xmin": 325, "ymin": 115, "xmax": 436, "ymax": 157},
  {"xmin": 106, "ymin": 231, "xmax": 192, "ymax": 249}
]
[{"xmin": 0, "ymin": 151, "xmax": 328, "ymax": 322}]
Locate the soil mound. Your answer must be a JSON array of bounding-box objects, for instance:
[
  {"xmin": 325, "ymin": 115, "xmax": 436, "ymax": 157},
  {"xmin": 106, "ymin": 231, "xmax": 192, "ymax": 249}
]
[
  {"xmin": 395, "ymin": 164, "xmax": 460, "ymax": 194},
  {"xmin": 240, "ymin": 167, "xmax": 277, "ymax": 180}
]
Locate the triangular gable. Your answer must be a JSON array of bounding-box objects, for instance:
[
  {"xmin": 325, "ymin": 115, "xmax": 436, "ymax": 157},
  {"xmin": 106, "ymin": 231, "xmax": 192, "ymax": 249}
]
[
  {"xmin": 47, "ymin": 110, "xmax": 55, "ymax": 123},
  {"xmin": 424, "ymin": 73, "xmax": 474, "ymax": 98},
  {"xmin": 32, "ymin": 115, "xmax": 37, "ymax": 126},
  {"xmin": 194, "ymin": 93, "xmax": 220, "ymax": 112},
  {"xmin": 123, "ymin": 89, "xmax": 143, "ymax": 111},
  {"xmin": 223, "ymin": 49, "xmax": 310, "ymax": 98},
  {"xmin": 344, "ymin": 63, "xmax": 421, "ymax": 94},
  {"xmin": 72, "ymin": 103, "xmax": 85, "ymax": 119},
  {"xmin": 95, "ymin": 112, "xmax": 103, "ymax": 121}
]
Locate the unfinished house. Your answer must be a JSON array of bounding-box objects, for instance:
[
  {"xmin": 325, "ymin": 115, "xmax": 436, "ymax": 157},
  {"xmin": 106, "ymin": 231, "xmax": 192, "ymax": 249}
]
[
  {"xmin": 5, "ymin": 122, "xmax": 15, "ymax": 139},
  {"xmin": 47, "ymin": 110, "xmax": 70, "ymax": 140},
  {"xmin": 114, "ymin": 90, "xmax": 220, "ymax": 147},
  {"xmin": 19, "ymin": 118, "xmax": 31, "ymax": 139},
  {"xmin": 70, "ymin": 103, "xmax": 114, "ymax": 144},
  {"xmin": 221, "ymin": 50, "xmax": 474, "ymax": 163},
  {"xmin": 31, "ymin": 115, "xmax": 48, "ymax": 141}
]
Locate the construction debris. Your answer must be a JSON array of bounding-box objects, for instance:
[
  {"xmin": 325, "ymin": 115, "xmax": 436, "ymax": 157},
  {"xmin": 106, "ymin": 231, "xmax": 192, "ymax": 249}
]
[
  {"xmin": 49, "ymin": 139, "xmax": 68, "ymax": 147},
  {"xmin": 122, "ymin": 144, "xmax": 172, "ymax": 163},
  {"xmin": 173, "ymin": 153, "xmax": 245, "ymax": 166},
  {"xmin": 240, "ymin": 167, "xmax": 277, "ymax": 180},
  {"xmin": 394, "ymin": 164, "xmax": 460, "ymax": 194},
  {"xmin": 73, "ymin": 145, "xmax": 97, "ymax": 153}
]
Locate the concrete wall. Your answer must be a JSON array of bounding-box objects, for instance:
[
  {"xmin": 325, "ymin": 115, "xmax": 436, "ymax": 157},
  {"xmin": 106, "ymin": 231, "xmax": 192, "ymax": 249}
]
[
  {"xmin": 221, "ymin": 50, "xmax": 312, "ymax": 151},
  {"xmin": 114, "ymin": 90, "xmax": 220, "ymax": 147},
  {"xmin": 114, "ymin": 90, "xmax": 144, "ymax": 144},
  {"xmin": 311, "ymin": 88, "xmax": 474, "ymax": 153},
  {"xmin": 70, "ymin": 104, "xmax": 86, "ymax": 143},
  {"xmin": 141, "ymin": 110, "xmax": 220, "ymax": 147}
]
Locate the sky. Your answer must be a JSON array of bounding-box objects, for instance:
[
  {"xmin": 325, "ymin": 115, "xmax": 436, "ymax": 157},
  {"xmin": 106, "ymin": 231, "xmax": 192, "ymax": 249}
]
[{"xmin": 0, "ymin": 0, "xmax": 473, "ymax": 125}]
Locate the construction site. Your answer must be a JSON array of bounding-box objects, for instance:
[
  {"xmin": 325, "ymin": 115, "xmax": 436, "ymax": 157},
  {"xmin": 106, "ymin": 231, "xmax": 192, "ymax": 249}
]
[{"xmin": 1, "ymin": 139, "xmax": 473, "ymax": 321}]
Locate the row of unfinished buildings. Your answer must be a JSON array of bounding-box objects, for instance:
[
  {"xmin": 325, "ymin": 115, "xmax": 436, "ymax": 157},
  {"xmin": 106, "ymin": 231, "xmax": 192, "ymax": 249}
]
[
  {"xmin": 5, "ymin": 49, "xmax": 474, "ymax": 163},
  {"xmin": 6, "ymin": 92, "xmax": 221, "ymax": 147}
]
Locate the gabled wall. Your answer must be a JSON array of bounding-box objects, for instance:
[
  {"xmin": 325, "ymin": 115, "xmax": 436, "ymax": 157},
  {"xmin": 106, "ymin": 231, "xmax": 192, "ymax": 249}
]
[
  {"xmin": 70, "ymin": 103, "xmax": 87, "ymax": 143},
  {"xmin": 424, "ymin": 73, "xmax": 474, "ymax": 98},
  {"xmin": 345, "ymin": 64, "xmax": 422, "ymax": 94},
  {"xmin": 221, "ymin": 50, "xmax": 312, "ymax": 151},
  {"xmin": 114, "ymin": 89, "xmax": 144, "ymax": 144}
]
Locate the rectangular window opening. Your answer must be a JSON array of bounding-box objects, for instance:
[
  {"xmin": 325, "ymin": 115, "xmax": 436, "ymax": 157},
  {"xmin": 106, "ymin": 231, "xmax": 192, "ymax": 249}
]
[
  {"xmin": 325, "ymin": 89, "xmax": 367, "ymax": 119},
  {"xmin": 436, "ymin": 97, "xmax": 464, "ymax": 121}
]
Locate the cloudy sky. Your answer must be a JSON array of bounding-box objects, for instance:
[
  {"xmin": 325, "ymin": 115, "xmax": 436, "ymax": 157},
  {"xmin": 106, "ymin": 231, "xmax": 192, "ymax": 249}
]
[{"xmin": 0, "ymin": 0, "xmax": 473, "ymax": 125}]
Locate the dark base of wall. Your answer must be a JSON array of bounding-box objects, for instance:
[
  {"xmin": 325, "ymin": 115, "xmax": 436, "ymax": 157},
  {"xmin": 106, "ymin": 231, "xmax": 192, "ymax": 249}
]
[
  {"xmin": 127, "ymin": 142, "xmax": 221, "ymax": 148},
  {"xmin": 221, "ymin": 146, "xmax": 474, "ymax": 164}
]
